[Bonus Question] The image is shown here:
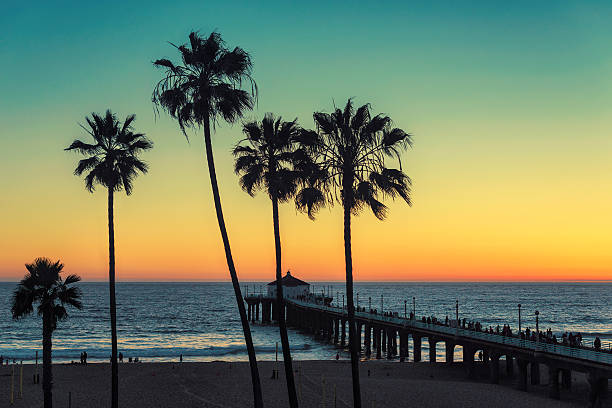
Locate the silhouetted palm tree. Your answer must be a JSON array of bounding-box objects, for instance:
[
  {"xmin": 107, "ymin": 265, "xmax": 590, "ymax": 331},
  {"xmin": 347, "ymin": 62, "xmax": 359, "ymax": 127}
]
[
  {"xmin": 65, "ymin": 110, "xmax": 152, "ymax": 408},
  {"xmin": 12, "ymin": 258, "xmax": 82, "ymax": 408},
  {"xmin": 300, "ymin": 99, "xmax": 412, "ymax": 408},
  {"xmin": 151, "ymin": 31, "xmax": 263, "ymax": 408},
  {"xmin": 234, "ymin": 114, "xmax": 313, "ymax": 408}
]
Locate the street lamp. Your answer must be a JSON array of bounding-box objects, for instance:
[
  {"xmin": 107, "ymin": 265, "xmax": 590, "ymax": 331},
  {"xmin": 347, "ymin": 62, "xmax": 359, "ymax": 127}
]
[
  {"xmin": 518, "ymin": 304, "xmax": 522, "ymax": 333},
  {"xmin": 413, "ymin": 297, "xmax": 416, "ymax": 318},
  {"xmin": 404, "ymin": 300, "xmax": 407, "ymax": 318},
  {"xmin": 357, "ymin": 293, "xmax": 359, "ymax": 309},
  {"xmin": 381, "ymin": 294, "xmax": 384, "ymax": 314},
  {"xmin": 337, "ymin": 291, "xmax": 339, "ymax": 307},
  {"xmin": 455, "ymin": 299, "xmax": 459, "ymax": 326},
  {"xmin": 535, "ymin": 310, "xmax": 540, "ymax": 342},
  {"xmin": 368, "ymin": 296, "xmax": 372, "ymax": 311},
  {"xmin": 342, "ymin": 294, "xmax": 345, "ymax": 309}
]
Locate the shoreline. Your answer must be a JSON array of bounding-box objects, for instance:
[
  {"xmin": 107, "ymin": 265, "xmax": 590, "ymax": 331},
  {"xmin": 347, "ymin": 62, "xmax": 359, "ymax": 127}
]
[{"xmin": 0, "ymin": 360, "xmax": 594, "ymax": 407}]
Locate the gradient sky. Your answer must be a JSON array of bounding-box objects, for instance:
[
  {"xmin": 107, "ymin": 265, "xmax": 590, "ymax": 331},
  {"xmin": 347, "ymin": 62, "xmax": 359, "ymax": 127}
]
[{"xmin": 1, "ymin": 1, "xmax": 611, "ymax": 281}]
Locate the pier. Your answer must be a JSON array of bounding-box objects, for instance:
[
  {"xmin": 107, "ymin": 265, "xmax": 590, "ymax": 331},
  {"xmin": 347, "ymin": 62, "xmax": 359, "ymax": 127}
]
[{"xmin": 245, "ymin": 293, "xmax": 611, "ymax": 407}]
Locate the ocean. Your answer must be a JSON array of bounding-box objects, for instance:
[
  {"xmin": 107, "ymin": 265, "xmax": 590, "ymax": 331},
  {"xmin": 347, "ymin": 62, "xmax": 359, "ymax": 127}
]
[{"xmin": 0, "ymin": 282, "xmax": 610, "ymax": 363}]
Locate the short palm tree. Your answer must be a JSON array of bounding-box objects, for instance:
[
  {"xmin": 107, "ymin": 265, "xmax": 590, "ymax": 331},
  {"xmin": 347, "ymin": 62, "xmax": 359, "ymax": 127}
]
[
  {"xmin": 301, "ymin": 99, "xmax": 412, "ymax": 408},
  {"xmin": 152, "ymin": 31, "xmax": 263, "ymax": 408},
  {"xmin": 233, "ymin": 114, "xmax": 313, "ymax": 408},
  {"xmin": 12, "ymin": 258, "xmax": 82, "ymax": 408},
  {"xmin": 65, "ymin": 110, "xmax": 152, "ymax": 408}
]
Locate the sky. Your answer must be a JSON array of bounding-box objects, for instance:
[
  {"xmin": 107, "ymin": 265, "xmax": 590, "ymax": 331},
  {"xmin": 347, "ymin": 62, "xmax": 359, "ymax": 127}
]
[{"xmin": 1, "ymin": 1, "xmax": 611, "ymax": 282}]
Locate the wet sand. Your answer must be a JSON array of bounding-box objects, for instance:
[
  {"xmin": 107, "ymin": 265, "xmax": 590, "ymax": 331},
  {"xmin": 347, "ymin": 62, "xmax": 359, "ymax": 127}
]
[{"xmin": 0, "ymin": 360, "xmax": 595, "ymax": 407}]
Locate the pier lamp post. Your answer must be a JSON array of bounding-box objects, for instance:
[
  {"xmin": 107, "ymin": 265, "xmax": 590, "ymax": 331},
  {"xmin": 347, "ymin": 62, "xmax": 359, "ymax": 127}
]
[
  {"xmin": 455, "ymin": 300, "xmax": 459, "ymax": 326},
  {"xmin": 342, "ymin": 294, "xmax": 345, "ymax": 309},
  {"xmin": 413, "ymin": 297, "xmax": 416, "ymax": 318},
  {"xmin": 518, "ymin": 304, "xmax": 522, "ymax": 333},
  {"xmin": 535, "ymin": 310, "xmax": 540, "ymax": 342},
  {"xmin": 368, "ymin": 296, "xmax": 372, "ymax": 311},
  {"xmin": 337, "ymin": 291, "xmax": 339, "ymax": 308},
  {"xmin": 357, "ymin": 293, "xmax": 359, "ymax": 309},
  {"xmin": 404, "ymin": 300, "xmax": 407, "ymax": 318},
  {"xmin": 381, "ymin": 294, "xmax": 384, "ymax": 314}
]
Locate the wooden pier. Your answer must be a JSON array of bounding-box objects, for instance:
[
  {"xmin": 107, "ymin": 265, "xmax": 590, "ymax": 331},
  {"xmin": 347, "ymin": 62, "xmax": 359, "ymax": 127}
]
[{"xmin": 244, "ymin": 294, "xmax": 611, "ymax": 407}]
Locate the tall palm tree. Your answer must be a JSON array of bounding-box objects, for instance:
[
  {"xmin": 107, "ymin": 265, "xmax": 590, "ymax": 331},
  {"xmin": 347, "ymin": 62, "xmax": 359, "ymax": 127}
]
[
  {"xmin": 233, "ymin": 114, "xmax": 314, "ymax": 408},
  {"xmin": 65, "ymin": 110, "xmax": 152, "ymax": 408},
  {"xmin": 151, "ymin": 31, "xmax": 263, "ymax": 408},
  {"xmin": 12, "ymin": 258, "xmax": 82, "ymax": 408},
  {"xmin": 299, "ymin": 99, "xmax": 412, "ymax": 408}
]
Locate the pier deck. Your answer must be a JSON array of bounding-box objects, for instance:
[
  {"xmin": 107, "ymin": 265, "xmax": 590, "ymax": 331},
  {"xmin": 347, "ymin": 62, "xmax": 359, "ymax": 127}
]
[{"xmin": 245, "ymin": 294, "xmax": 611, "ymax": 406}]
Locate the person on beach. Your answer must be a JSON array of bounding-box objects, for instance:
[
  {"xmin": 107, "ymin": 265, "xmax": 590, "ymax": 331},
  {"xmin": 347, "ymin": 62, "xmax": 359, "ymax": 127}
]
[
  {"xmin": 594, "ymin": 337, "xmax": 601, "ymax": 351},
  {"xmin": 83, "ymin": 351, "xmax": 87, "ymax": 365},
  {"xmin": 119, "ymin": 352, "xmax": 123, "ymax": 362}
]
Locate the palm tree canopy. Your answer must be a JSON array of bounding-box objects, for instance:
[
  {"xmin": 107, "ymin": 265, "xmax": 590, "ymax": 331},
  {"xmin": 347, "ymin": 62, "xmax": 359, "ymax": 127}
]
[
  {"xmin": 152, "ymin": 31, "xmax": 258, "ymax": 135},
  {"xmin": 65, "ymin": 110, "xmax": 152, "ymax": 195},
  {"xmin": 304, "ymin": 99, "xmax": 412, "ymax": 220},
  {"xmin": 233, "ymin": 113, "xmax": 305, "ymax": 201},
  {"xmin": 12, "ymin": 258, "xmax": 83, "ymax": 331}
]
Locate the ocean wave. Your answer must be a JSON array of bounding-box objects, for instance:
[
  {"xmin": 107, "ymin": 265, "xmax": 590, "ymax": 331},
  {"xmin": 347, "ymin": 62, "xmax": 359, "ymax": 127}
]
[{"xmin": 0, "ymin": 343, "xmax": 316, "ymax": 361}]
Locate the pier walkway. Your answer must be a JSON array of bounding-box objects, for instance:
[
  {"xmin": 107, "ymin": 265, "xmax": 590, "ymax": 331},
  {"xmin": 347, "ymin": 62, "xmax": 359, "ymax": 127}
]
[{"xmin": 245, "ymin": 294, "xmax": 611, "ymax": 406}]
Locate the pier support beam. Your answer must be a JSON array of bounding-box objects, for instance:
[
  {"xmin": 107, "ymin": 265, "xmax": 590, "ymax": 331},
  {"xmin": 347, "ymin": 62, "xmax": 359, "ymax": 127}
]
[
  {"xmin": 272, "ymin": 301, "xmax": 279, "ymax": 322},
  {"xmin": 247, "ymin": 303, "xmax": 252, "ymax": 322},
  {"xmin": 375, "ymin": 328, "xmax": 382, "ymax": 359},
  {"xmin": 356, "ymin": 323, "xmax": 362, "ymax": 355},
  {"xmin": 489, "ymin": 353, "xmax": 500, "ymax": 384},
  {"xmin": 413, "ymin": 335, "xmax": 422, "ymax": 362},
  {"xmin": 340, "ymin": 319, "xmax": 346, "ymax": 346},
  {"xmin": 334, "ymin": 319, "xmax": 339, "ymax": 344},
  {"xmin": 392, "ymin": 331, "xmax": 397, "ymax": 356},
  {"xmin": 587, "ymin": 372, "xmax": 608, "ymax": 408},
  {"xmin": 463, "ymin": 346, "xmax": 475, "ymax": 378},
  {"xmin": 256, "ymin": 302, "xmax": 260, "ymax": 322},
  {"xmin": 561, "ymin": 369, "xmax": 571, "ymax": 390},
  {"xmin": 364, "ymin": 324, "xmax": 371, "ymax": 357},
  {"xmin": 530, "ymin": 362, "xmax": 540, "ymax": 386},
  {"xmin": 386, "ymin": 330, "xmax": 393, "ymax": 359},
  {"xmin": 548, "ymin": 366, "xmax": 560, "ymax": 400},
  {"xmin": 445, "ymin": 342, "xmax": 454, "ymax": 364},
  {"xmin": 428, "ymin": 338, "xmax": 437, "ymax": 363},
  {"xmin": 381, "ymin": 329, "xmax": 387, "ymax": 353},
  {"xmin": 506, "ymin": 354, "xmax": 514, "ymax": 377},
  {"xmin": 517, "ymin": 359, "xmax": 528, "ymax": 391},
  {"xmin": 399, "ymin": 331, "xmax": 408, "ymax": 362}
]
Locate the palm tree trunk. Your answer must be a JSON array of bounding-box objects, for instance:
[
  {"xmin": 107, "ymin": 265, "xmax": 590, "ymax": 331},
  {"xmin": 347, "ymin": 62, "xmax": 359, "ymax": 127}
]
[
  {"xmin": 203, "ymin": 117, "xmax": 263, "ymax": 408},
  {"xmin": 272, "ymin": 196, "xmax": 299, "ymax": 408},
  {"xmin": 108, "ymin": 188, "xmax": 119, "ymax": 408},
  {"xmin": 42, "ymin": 311, "xmax": 53, "ymax": 408},
  {"xmin": 343, "ymin": 186, "xmax": 361, "ymax": 408}
]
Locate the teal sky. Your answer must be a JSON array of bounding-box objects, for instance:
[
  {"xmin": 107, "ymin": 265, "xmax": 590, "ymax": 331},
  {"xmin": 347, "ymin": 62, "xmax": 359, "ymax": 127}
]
[{"xmin": 1, "ymin": 1, "xmax": 611, "ymax": 281}]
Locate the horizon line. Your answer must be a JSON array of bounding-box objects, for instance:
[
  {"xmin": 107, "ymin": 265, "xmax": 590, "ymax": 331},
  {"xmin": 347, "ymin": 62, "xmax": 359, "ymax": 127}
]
[{"xmin": 1, "ymin": 279, "xmax": 610, "ymax": 283}]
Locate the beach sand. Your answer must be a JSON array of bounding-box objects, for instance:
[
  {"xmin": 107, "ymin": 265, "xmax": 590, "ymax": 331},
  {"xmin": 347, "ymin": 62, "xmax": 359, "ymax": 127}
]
[{"xmin": 0, "ymin": 360, "xmax": 597, "ymax": 407}]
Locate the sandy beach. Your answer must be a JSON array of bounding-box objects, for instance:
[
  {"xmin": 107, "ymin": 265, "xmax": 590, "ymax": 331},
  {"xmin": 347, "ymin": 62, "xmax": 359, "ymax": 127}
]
[{"xmin": 0, "ymin": 360, "xmax": 595, "ymax": 407}]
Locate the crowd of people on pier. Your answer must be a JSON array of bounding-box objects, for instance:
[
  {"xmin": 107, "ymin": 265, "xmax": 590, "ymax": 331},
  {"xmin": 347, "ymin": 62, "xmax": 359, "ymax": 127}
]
[
  {"xmin": 422, "ymin": 315, "xmax": 611, "ymax": 354},
  {"xmin": 302, "ymin": 294, "xmax": 610, "ymax": 355}
]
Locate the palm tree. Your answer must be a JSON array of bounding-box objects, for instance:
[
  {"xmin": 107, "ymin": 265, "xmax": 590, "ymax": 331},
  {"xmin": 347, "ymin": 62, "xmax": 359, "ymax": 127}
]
[
  {"xmin": 300, "ymin": 99, "xmax": 412, "ymax": 408},
  {"xmin": 65, "ymin": 110, "xmax": 152, "ymax": 408},
  {"xmin": 12, "ymin": 258, "xmax": 82, "ymax": 408},
  {"xmin": 152, "ymin": 31, "xmax": 263, "ymax": 408},
  {"xmin": 233, "ymin": 114, "xmax": 313, "ymax": 408}
]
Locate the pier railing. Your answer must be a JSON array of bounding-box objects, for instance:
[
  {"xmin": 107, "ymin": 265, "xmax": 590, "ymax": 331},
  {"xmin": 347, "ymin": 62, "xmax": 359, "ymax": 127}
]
[{"xmin": 287, "ymin": 298, "xmax": 612, "ymax": 366}]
